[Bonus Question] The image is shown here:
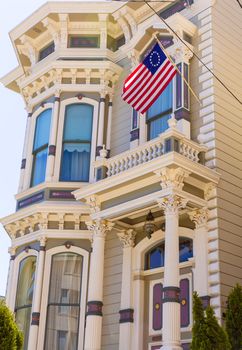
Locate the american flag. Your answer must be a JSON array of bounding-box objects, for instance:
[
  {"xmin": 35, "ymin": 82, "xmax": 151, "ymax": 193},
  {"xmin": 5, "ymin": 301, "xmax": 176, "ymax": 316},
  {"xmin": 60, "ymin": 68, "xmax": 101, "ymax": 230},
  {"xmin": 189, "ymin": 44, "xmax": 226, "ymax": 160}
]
[{"xmin": 122, "ymin": 42, "xmax": 177, "ymax": 114}]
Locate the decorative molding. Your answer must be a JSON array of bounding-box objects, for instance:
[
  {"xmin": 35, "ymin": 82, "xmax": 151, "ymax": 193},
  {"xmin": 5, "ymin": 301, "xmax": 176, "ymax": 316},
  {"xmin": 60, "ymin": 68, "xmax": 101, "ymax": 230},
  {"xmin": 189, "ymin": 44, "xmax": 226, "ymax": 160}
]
[
  {"xmin": 38, "ymin": 236, "xmax": 47, "ymax": 248},
  {"xmin": 85, "ymin": 195, "xmax": 101, "ymax": 214},
  {"xmin": 163, "ymin": 286, "xmax": 180, "ymax": 303},
  {"xmin": 157, "ymin": 195, "xmax": 188, "ymax": 215},
  {"xmin": 154, "ymin": 167, "xmax": 190, "ymax": 191},
  {"xmin": 86, "ymin": 219, "xmax": 114, "ymax": 239},
  {"xmin": 119, "ymin": 308, "xmax": 134, "ymax": 323},
  {"xmin": 189, "ymin": 208, "xmax": 209, "ymax": 229},
  {"xmin": 204, "ymin": 182, "xmax": 216, "ymax": 201},
  {"xmin": 117, "ymin": 229, "xmax": 136, "ymax": 248},
  {"xmin": 21, "ymin": 159, "xmax": 26, "ymax": 170},
  {"xmin": 17, "ymin": 191, "xmax": 45, "ymax": 210},
  {"xmin": 86, "ymin": 301, "xmax": 103, "ymax": 317},
  {"xmin": 8, "ymin": 246, "xmax": 16, "ymax": 259}
]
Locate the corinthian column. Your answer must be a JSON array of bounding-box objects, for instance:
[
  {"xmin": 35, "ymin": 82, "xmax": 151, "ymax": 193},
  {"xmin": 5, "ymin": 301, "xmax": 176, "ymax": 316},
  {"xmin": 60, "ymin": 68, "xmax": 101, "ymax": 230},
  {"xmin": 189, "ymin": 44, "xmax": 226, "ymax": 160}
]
[
  {"xmin": 84, "ymin": 220, "xmax": 113, "ymax": 350},
  {"xmin": 189, "ymin": 208, "xmax": 210, "ymax": 305},
  {"xmin": 117, "ymin": 229, "xmax": 136, "ymax": 350},
  {"xmin": 158, "ymin": 195, "xmax": 187, "ymax": 350}
]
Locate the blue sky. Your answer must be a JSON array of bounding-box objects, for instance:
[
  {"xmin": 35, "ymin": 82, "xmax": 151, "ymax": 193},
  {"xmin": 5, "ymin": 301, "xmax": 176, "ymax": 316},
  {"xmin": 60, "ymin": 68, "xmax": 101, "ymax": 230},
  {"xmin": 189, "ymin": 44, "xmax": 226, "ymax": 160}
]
[{"xmin": 0, "ymin": 0, "xmax": 106, "ymax": 296}]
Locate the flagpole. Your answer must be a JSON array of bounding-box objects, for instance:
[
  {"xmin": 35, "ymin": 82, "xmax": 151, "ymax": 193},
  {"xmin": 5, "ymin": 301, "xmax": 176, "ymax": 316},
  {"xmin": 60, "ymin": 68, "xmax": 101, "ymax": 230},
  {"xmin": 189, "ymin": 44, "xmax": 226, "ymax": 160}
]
[{"xmin": 153, "ymin": 34, "xmax": 202, "ymax": 106}]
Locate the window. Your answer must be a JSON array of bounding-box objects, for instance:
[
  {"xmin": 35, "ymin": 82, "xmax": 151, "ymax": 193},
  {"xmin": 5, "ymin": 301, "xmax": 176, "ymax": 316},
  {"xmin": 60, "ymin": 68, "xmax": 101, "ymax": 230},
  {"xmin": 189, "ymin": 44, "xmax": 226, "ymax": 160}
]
[
  {"xmin": 69, "ymin": 35, "xmax": 100, "ymax": 48},
  {"xmin": 60, "ymin": 104, "xmax": 93, "ymax": 182},
  {"xmin": 39, "ymin": 42, "xmax": 55, "ymax": 61},
  {"xmin": 44, "ymin": 253, "xmax": 83, "ymax": 350},
  {"xmin": 31, "ymin": 109, "xmax": 51, "ymax": 187},
  {"xmin": 15, "ymin": 256, "xmax": 36, "ymax": 350},
  {"xmin": 146, "ymin": 81, "xmax": 173, "ymax": 140},
  {"xmin": 145, "ymin": 237, "xmax": 193, "ymax": 270}
]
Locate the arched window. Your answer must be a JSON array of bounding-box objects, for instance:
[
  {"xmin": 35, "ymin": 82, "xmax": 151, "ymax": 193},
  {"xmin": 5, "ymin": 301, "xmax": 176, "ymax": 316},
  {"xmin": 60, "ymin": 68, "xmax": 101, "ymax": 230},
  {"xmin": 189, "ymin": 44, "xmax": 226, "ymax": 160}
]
[
  {"xmin": 44, "ymin": 253, "xmax": 83, "ymax": 350},
  {"xmin": 15, "ymin": 256, "xmax": 37, "ymax": 350},
  {"xmin": 31, "ymin": 109, "xmax": 51, "ymax": 187},
  {"xmin": 60, "ymin": 104, "xmax": 93, "ymax": 182},
  {"xmin": 146, "ymin": 81, "xmax": 173, "ymax": 140},
  {"xmin": 145, "ymin": 237, "xmax": 193, "ymax": 270}
]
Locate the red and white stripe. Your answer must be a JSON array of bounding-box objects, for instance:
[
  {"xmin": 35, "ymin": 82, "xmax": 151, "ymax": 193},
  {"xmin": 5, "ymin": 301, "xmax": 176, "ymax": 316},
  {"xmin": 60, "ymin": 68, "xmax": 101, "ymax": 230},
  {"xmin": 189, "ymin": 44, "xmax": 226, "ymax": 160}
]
[{"xmin": 122, "ymin": 58, "xmax": 177, "ymax": 114}]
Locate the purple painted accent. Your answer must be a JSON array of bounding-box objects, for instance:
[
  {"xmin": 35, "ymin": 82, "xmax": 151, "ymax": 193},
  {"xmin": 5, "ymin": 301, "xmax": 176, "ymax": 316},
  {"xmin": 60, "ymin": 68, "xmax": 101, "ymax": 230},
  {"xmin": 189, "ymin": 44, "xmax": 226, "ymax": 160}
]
[
  {"xmin": 176, "ymin": 63, "xmax": 182, "ymax": 109},
  {"xmin": 48, "ymin": 145, "xmax": 56, "ymax": 156},
  {"xmin": 119, "ymin": 308, "xmax": 134, "ymax": 323},
  {"xmin": 180, "ymin": 278, "xmax": 190, "ymax": 327},
  {"xmin": 100, "ymin": 97, "xmax": 105, "ymax": 103},
  {"xmin": 17, "ymin": 191, "xmax": 45, "ymax": 210},
  {"xmin": 86, "ymin": 301, "xmax": 103, "ymax": 316},
  {"xmin": 184, "ymin": 63, "xmax": 189, "ymax": 109},
  {"xmin": 28, "ymin": 113, "xmax": 32, "ymax": 118},
  {"xmin": 182, "ymin": 343, "xmax": 191, "ymax": 350},
  {"xmin": 108, "ymin": 101, "xmax": 113, "ymax": 107},
  {"xmin": 200, "ymin": 295, "xmax": 211, "ymax": 309},
  {"xmin": 160, "ymin": 35, "xmax": 174, "ymax": 49},
  {"xmin": 132, "ymin": 109, "xmax": 138, "ymax": 129},
  {"xmin": 76, "ymin": 94, "xmax": 83, "ymax": 100},
  {"xmin": 130, "ymin": 128, "xmax": 139, "ymax": 142},
  {"xmin": 54, "ymin": 97, "xmax": 60, "ymax": 102},
  {"xmin": 21, "ymin": 159, "xmax": 26, "ymax": 169},
  {"xmin": 31, "ymin": 312, "xmax": 40, "ymax": 325},
  {"xmin": 151, "ymin": 346, "xmax": 161, "ymax": 350},
  {"xmin": 153, "ymin": 283, "xmax": 163, "ymax": 330},
  {"xmin": 160, "ymin": 0, "xmax": 194, "ymax": 19},
  {"xmin": 163, "ymin": 286, "xmax": 180, "ymax": 303},
  {"xmin": 39, "ymin": 246, "xmax": 46, "ymax": 251},
  {"xmin": 49, "ymin": 190, "xmax": 75, "ymax": 200},
  {"xmin": 175, "ymin": 108, "xmax": 190, "ymax": 121},
  {"xmin": 152, "ymin": 336, "xmax": 162, "ymax": 342},
  {"xmin": 96, "ymin": 145, "xmax": 103, "ymax": 156},
  {"xmin": 10, "ymin": 255, "xmax": 16, "ymax": 261}
]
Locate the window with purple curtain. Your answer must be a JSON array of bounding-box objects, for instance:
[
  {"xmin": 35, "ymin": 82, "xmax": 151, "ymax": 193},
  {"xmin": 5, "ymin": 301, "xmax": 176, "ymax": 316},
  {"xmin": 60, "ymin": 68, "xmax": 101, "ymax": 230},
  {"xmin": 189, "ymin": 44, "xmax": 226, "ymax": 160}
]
[{"xmin": 60, "ymin": 104, "xmax": 93, "ymax": 182}]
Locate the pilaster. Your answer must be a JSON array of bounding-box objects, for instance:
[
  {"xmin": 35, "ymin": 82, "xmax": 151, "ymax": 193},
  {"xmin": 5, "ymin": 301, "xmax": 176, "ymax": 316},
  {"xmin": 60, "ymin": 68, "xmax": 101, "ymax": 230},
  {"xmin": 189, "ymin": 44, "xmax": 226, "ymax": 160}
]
[{"xmin": 6, "ymin": 246, "xmax": 17, "ymax": 308}]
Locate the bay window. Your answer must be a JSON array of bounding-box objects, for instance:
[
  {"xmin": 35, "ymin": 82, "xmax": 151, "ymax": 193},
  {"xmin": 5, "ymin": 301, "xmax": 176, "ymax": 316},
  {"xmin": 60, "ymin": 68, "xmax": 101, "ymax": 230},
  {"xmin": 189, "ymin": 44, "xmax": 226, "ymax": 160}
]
[
  {"xmin": 60, "ymin": 103, "xmax": 93, "ymax": 182},
  {"xmin": 31, "ymin": 109, "xmax": 51, "ymax": 187},
  {"xmin": 15, "ymin": 256, "xmax": 37, "ymax": 350},
  {"xmin": 44, "ymin": 253, "xmax": 83, "ymax": 350}
]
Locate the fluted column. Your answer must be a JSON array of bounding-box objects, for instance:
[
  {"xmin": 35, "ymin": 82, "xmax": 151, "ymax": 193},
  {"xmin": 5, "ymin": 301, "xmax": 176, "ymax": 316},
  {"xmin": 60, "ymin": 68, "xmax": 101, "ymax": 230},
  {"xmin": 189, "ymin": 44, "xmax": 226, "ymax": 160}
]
[
  {"xmin": 106, "ymin": 96, "xmax": 113, "ymax": 156},
  {"xmin": 5, "ymin": 247, "xmax": 16, "ymax": 308},
  {"xmin": 84, "ymin": 220, "xmax": 113, "ymax": 350},
  {"xmin": 158, "ymin": 195, "xmax": 187, "ymax": 350},
  {"xmin": 117, "ymin": 229, "xmax": 136, "ymax": 350},
  {"xmin": 18, "ymin": 109, "xmax": 32, "ymax": 192},
  {"xmin": 28, "ymin": 237, "xmax": 47, "ymax": 349},
  {"xmin": 189, "ymin": 208, "xmax": 210, "ymax": 305},
  {"xmin": 97, "ymin": 94, "xmax": 106, "ymax": 156},
  {"xmin": 45, "ymin": 91, "xmax": 60, "ymax": 181}
]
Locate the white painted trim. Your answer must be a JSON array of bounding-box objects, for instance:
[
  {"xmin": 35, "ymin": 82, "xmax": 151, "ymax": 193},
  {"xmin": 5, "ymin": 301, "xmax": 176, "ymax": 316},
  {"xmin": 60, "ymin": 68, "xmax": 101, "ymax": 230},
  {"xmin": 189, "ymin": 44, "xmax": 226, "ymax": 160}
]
[
  {"xmin": 54, "ymin": 97, "xmax": 99, "ymax": 184},
  {"xmin": 23, "ymin": 104, "xmax": 53, "ymax": 191},
  {"xmin": 37, "ymin": 245, "xmax": 89, "ymax": 350},
  {"xmin": 10, "ymin": 249, "xmax": 38, "ymax": 311}
]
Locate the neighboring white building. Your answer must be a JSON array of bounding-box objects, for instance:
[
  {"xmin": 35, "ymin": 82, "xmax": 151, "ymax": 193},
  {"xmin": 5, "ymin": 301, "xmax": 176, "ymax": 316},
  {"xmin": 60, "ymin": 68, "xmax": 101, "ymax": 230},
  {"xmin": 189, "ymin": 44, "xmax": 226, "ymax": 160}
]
[{"xmin": 1, "ymin": 1, "xmax": 241, "ymax": 350}]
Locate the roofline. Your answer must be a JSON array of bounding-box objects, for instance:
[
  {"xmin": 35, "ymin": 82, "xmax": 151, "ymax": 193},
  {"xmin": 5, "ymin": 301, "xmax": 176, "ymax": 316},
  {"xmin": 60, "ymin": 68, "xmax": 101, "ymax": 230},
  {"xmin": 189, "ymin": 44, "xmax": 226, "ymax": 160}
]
[{"xmin": 9, "ymin": 1, "xmax": 126, "ymax": 41}]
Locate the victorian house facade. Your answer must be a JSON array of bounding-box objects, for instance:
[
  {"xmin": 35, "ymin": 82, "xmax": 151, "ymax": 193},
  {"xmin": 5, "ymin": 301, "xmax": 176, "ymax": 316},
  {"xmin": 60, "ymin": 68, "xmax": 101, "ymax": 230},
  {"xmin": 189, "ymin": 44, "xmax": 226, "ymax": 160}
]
[{"xmin": 1, "ymin": 1, "xmax": 242, "ymax": 350}]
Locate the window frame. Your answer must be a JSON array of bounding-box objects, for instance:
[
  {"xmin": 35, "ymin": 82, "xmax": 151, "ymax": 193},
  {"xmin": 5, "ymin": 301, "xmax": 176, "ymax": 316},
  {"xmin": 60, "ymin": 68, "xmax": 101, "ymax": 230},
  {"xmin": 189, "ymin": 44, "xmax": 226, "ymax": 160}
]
[
  {"xmin": 10, "ymin": 250, "xmax": 38, "ymax": 348},
  {"xmin": 37, "ymin": 246, "xmax": 89, "ymax": 350},
  {"xmin": 25, "ymin": 104, "xmax": 53, "ymax": 189},
  {"xmin": 54, "ymin": 97, "xmax": 99, "ymax": 184}
]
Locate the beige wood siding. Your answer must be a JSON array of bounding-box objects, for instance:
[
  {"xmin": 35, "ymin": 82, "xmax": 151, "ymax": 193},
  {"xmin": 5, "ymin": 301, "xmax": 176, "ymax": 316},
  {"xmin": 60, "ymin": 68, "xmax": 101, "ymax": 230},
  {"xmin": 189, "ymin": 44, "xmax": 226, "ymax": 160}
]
[{"xmin": 101, "ymin": 231, "xmax": 122, "ymax": 350}]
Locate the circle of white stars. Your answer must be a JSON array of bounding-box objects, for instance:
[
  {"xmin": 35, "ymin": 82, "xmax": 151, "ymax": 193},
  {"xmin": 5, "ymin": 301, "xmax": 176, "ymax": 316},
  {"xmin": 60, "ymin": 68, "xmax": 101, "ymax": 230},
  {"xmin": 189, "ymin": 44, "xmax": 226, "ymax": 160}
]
[{"xmin": 149, "ymin": 51, "xmax": 161, "ymax": 67}]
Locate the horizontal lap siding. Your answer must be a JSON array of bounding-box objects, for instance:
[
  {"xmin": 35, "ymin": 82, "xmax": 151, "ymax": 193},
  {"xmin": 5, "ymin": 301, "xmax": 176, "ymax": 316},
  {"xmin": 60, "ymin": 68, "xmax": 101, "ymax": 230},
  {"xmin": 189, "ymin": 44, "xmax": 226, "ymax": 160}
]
[
  {"xmin": 110, "ymin": 58, "xmax": 132, "ymax": 157},
  {"xmin": 101, "ymin": 231, "xmax": 122, "ymax": 350},
  {"xmin": 212, "ymin": 0, "xmax": 242, "ymax": 313}
]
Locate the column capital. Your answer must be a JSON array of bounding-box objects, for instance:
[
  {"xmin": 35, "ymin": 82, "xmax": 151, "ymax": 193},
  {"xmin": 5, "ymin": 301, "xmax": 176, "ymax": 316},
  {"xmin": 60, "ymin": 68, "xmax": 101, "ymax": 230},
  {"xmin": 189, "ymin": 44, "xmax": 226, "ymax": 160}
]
[
  {"xmin": 154, "ymin": 167, "xmax": 191, "ymax": 191},
  {"xmin": 117, "ymin": 229, "xmax": 136, "ymax": 248},
  {"xmin": 157, "ymin": 195, "xmax": 187, "ymax": 215},
  {"xmin": 189, "ymin": 208, "xmax": 209, "ymax": 229},
  {"xmin": 204, "ymin": 182, "xmax": 216, "ymax": 201},
  {"xmin": 86, "ymin": 219, "xmax": 114, "ymax": 239},
  {"xmin": 173, "ymin": 44, "xmax": 193, "ymax": 64}
]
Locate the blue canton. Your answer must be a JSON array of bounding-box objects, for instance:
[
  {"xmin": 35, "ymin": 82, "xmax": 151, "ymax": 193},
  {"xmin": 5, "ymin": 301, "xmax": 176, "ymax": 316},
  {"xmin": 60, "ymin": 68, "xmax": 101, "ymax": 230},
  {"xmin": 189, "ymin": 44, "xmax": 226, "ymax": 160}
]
[{"xmin": 143, "ymin": 43, "xmax": 167, "ymax": 75}]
